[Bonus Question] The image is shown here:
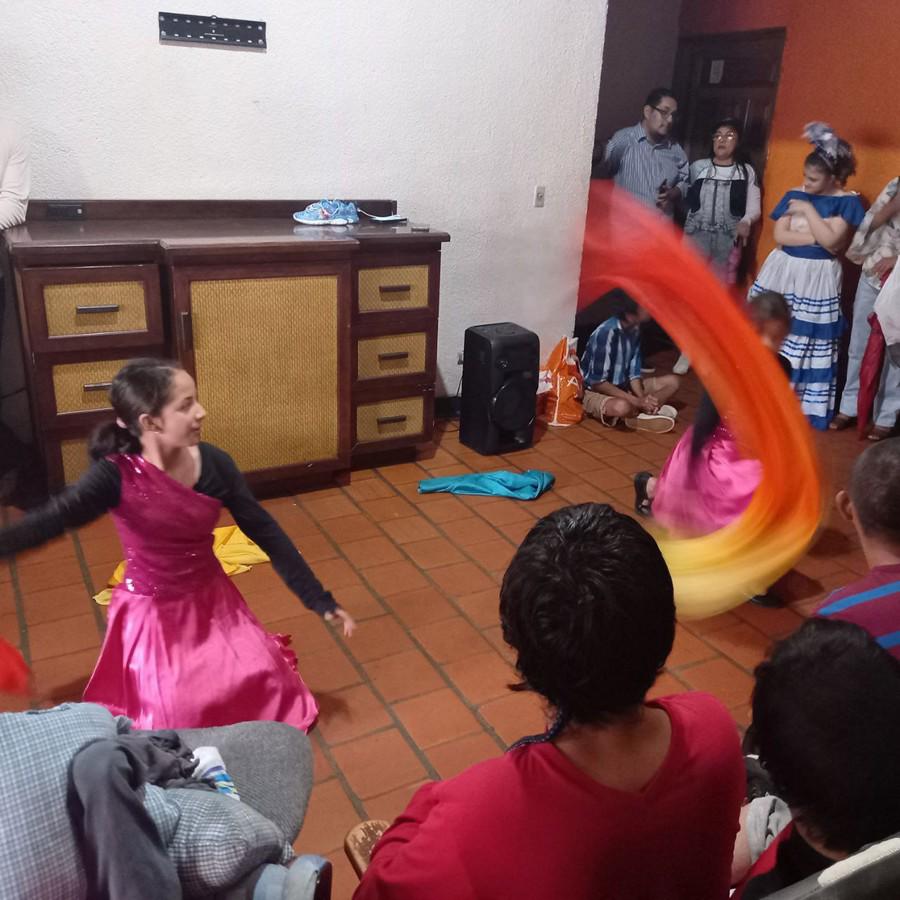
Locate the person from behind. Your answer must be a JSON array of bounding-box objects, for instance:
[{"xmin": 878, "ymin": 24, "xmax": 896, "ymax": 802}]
[
  {"xmin": 354, "ymin": 503, "xmax": 744, "ymax": 900},
  {"xmin": 732, "ymin": 618, "xmax": 900, "ymax": 898},
  {"xmin": 815, "ymin": 437, "xmax": 900, "ymax": 655},
  {"xmin": 581, "ymin": 294, "xmax": 680, "ymax": 433}
]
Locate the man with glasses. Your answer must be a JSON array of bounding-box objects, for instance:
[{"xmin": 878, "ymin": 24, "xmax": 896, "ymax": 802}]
[{"xmin": 598, "ymin": 87, "xmax": 688, "ymax": 217}]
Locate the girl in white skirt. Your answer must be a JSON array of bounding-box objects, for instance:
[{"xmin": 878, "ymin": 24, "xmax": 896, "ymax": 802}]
[{"xmin": 750, "ymin": 123, "xmax": 864, "ymax": 429}]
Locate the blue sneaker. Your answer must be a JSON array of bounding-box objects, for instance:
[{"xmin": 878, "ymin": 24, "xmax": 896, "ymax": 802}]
[{"xmin": 293, "ymin": 200, "xmax": 358, "ymax": 226}]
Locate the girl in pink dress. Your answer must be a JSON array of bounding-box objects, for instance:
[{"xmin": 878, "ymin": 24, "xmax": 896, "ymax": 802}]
[
  {"xmin": 0, "ymin": 358, "xmax": 355, "ymax": 730},
  {"xmin": 633, "ymin": 293, "xmax": 792, "ymax": 544}
]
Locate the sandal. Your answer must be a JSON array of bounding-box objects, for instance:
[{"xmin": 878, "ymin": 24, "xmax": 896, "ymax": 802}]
[
  {"xmin": 868, "ymin": 425, "xmax": 892, "ymax": 442},
  {"xmin": 828, "ymin": 413, "xmax": 855, "ymax": 431},
  {"xmin": 633, "ymin": 471, "xmax": 653, "ymax": 518}
]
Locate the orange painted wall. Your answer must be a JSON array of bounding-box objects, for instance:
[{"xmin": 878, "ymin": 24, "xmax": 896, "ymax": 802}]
[{"xmin": 679, "ymin": 0, "xmax": 900, "ymax": 267}]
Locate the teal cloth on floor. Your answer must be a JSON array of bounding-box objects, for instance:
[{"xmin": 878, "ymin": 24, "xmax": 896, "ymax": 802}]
[{"xmin": 418, "ymin": 470, "xmax": 554, "ymax": 499}]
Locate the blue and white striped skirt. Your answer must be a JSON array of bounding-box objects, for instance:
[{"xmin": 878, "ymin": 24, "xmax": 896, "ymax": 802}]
[{"xmin": 751, "ymin": 249, "xmax": 843, "ymax": 430}]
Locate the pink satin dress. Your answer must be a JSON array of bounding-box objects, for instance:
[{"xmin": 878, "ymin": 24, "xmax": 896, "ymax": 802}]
[
  {"xmin": 652, "ymin": 424, "xmax": 762, "ymax": 537},
  {"xmin": 82, "ymin": 454, "xmax": 318, "ymax": 731}
]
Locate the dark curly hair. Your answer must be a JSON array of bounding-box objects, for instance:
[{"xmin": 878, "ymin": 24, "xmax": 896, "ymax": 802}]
[
  {"xmin": 750, "ymin": 618, "xmax": 900, "ymax": 854},
  {"xmin": 499, "ymin": 503, "xmax": 675, "ymax": 727}
]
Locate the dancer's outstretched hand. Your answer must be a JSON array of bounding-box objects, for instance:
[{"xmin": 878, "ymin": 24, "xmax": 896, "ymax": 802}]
[{"xmin": 325, "ymin": 607, "xmax": 357, "ymax": 637}]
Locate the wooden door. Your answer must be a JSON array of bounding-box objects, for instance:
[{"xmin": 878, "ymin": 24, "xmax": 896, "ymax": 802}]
[
  {"xmin": 673, "ymin": 29, "xmax": 786, "ymax": 181},
  {"xmin": 171, "ymin": 262, "xmax": 352, "ymax": 484}
]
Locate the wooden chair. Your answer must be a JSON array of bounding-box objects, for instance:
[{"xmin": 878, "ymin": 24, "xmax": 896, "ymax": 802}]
[{"xmin": 344, "ymin": 820, "xmax": 391, "ymax": 878}]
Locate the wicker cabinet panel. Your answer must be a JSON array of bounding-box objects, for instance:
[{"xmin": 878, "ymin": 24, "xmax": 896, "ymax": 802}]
[
  {"xmin": 355, "ymin": 395, "xmax": 425, "ymax": 445},
  {"xmin": 60, "ymin": 438, "xmax": 91, "ymax": 485},
  {"xmin": 44, "ymin": 282, "xmax": 147, "ymax": 337},
  {"xmin": 51, "ymin": 359, "xmax": 127, "ymax": 414},
  {"xmin": 188, "ymin": 275, "xmax": 342, "ymax": 472},
  {"xmin": 356, "ymin": 332, "xmax": 428, "ymax": 381},
  {"xmin": 357, "ymin": 265, "xmax": 429, "ymax": 313}
]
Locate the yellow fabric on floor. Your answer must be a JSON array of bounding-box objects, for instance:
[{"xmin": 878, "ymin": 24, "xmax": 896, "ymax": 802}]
[{"xmin": 93, "ymin": 525, "xmax": 270, "ymax": 606}]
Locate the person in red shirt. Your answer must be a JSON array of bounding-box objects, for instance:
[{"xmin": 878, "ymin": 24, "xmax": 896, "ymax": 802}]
[
  {"xmin": 354, "ymin": 503, "xmax": 744, "ymax": 900},
  {"xmin": 732, "ymin": 619, "xmax": 900, "ymax": 898},
  {"xmin": 815, "ymin": 437, "xmax": 900, "ymax": 656}
]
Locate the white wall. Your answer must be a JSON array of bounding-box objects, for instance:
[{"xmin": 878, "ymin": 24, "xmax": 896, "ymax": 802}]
[{"xmin": 1, "ymin": 1, "xmax": 607, "ymax": 398}]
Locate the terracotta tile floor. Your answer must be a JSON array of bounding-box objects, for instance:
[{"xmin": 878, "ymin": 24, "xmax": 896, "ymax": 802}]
[{"xmin": 0, "ymin": 364, "xmax": 873, "ymax": 899}]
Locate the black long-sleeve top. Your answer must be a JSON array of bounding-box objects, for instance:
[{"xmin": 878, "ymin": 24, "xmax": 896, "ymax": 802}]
[{"xmin": 0, "ymin": 443, "xmax": 338, "ymax": 616}]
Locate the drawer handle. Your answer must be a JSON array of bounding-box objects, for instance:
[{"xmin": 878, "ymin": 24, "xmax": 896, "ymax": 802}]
[
  {"xmin": 83, "ymin": 381, "xmax": 113, "ymax": 392},
  {"xmin": 377, "ymin": 351, "xmax": 410, "ymax": 362},
  {"xmin": 376, "ymin": 415, "xmax": 408, "ymax": 426},
  {"xmin": 180, "ymin": 311, "xmax": 193, "ymax": 348},
  {"xmin": 76, "ymin": 304, "xmax": 120, "ymax": 314},
  {"xmin": 379, "ymin": 284, "xmax": 412, "ymax": 295}
]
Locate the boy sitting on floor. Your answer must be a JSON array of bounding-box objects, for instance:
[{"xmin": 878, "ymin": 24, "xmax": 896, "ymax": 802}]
[
  {"xmin": 815, "ymin": 437, "xmax": 900, "ymax": 656},
  {"xmin": 580, "ymin": 295, "xmax": 680, "ymax": 433}
]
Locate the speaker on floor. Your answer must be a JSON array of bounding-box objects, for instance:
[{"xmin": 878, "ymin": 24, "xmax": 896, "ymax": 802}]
[{"xmin": 460, "ymin": 322, "xmax": 540, "ymax": 455}]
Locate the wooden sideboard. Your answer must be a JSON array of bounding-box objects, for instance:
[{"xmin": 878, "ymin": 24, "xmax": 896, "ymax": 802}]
[{"xmin": 1, "ymin": 200, "xmax": 449, "ymax": 490}]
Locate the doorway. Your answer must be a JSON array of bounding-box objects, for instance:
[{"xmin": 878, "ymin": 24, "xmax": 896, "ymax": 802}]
[{"xmin": 673, "ymin": 28, "xmax": 786, "ymax": 181}]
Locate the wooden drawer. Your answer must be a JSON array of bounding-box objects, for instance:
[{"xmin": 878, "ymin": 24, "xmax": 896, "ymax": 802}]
[
  {"xmin": 51, "ymin": 359, "xmax": 127, "ymax": 414},
  {"xmin": 358, "ymin": 265, "xmax": 429, "ymax": 314},
  {"xmin": 356, "ymin": 332, "xmax": 428, "ymax": 382},
  {"xmin": 21, "ymin": 265, "xmax": 163, "ymax": 352},
  {"xmin": 355, "ymin": 395, "xmax": 426, "ymax": 445}
]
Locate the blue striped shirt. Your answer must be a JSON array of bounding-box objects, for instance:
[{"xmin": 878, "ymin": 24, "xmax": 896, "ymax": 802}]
[
  {"xmin": 581, "ymin": 316, "xmax": 642, "ymax": 389},
  {"xmin": 603, "ymin": 122, "xmax": 689, "ymax": 215},
  {"xmin": 816, "ymin": 565, "xmax": 900, "ymax": 661}
]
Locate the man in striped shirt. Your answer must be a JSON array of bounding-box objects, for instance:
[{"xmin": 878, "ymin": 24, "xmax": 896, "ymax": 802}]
[
  {"xmin": 816, "ymin": 438, "xmax": 900, "ymax": 658},
  {"xmin": 580, "ymin": 295, "xmax": 680, "ymax": 431},
  {"xmin": 598, "ymin": 87, "xmax": 689, "ymax": 217}
]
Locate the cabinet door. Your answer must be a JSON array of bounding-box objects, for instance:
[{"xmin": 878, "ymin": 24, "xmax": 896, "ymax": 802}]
[{"xmin": 172, "ymin": 264, "xmax": 351, "ymax": 481}]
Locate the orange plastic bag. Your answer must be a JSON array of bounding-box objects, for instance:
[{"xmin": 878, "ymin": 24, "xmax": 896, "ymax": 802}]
[{"xmin": 537, "ymin": 337, "xmax": 584, "ymax": 427}]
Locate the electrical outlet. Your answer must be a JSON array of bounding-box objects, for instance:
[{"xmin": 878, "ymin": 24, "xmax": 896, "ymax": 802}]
[
  {"xmin": 457, "ymin": 351, "xmax": 464, "ymax": 365},
  {"xmin": 533, "ymin": 185, "xmax": 546, "ymax": 208}
]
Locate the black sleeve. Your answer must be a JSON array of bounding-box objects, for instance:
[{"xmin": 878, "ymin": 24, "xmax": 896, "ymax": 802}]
[
  {"xmin": 199, "ymin": 445, "xmax": 338, "ymax": 617},
  {"xmin": 0, "ymin": 460, "xmax": 121, "ymax": 558}
]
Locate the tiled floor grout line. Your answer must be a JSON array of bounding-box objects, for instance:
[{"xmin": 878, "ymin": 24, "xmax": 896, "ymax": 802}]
[
  {"xmin": 309, "ymin": 728, "xmax": 375, "ymax": 822},
  {"xmin": 71, "ymin": 531, "xmax": 108, "ymax": 636},
  {"xmin": 273, "ymin": 503, "xmax": 450, "ymax": 806},
  {"xmin": 3, "ymin": 507, "xmax": 32, "ymax": 670},
  {"xmin": 294, "ymin": 610, "xmax": 444, "ymax": 807},
  {"xmin": 302, "ymin": 486, "xmax": 507, "ymax": 752}
]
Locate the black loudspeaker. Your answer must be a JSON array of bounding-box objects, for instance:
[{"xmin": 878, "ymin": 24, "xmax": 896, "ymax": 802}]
[{"xmin": 460, "ymin": 323, "xmax": 540, "ymax": 455}]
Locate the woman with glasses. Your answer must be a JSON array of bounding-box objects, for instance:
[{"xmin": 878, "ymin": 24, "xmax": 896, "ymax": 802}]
[
  {"xmin": 684, "ymin": 118, "xmax": 761, "ymax": 278},
  {"xmin": 674, "ymin": 118, "xmax": 761, "ymax": 373}
]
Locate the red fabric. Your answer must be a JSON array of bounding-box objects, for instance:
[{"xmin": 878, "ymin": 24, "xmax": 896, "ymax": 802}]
[
  {"xmin": 354, "ymin": 693, "xmax": 744, "ymax": 900},
  {"xmin": 857, "ymin": 312, "xmax": 886, "ymax": 437},
  {"xmin": 732, "ymin": 824, "xmax": 796, "ymax": 899},
  {"xmin": 0, "ymin": 637, "xmax": 28, "ymax": 696}
]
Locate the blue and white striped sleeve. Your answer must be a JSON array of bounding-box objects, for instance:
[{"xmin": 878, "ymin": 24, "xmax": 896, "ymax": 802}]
[
  {"xmin": 602, "ymin": 129, "xmax": 630, "ymax": 175},
  {"xmin": 629, "ymin": 338, "xmax": 643, "ymax": 381},
  {"xmin": 582, "ymin": 322, "xmax": 616, "ymax": 387},
  {"xmin": 673, "ymin": 145, "xmax": 690, "ymax": 196}
]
